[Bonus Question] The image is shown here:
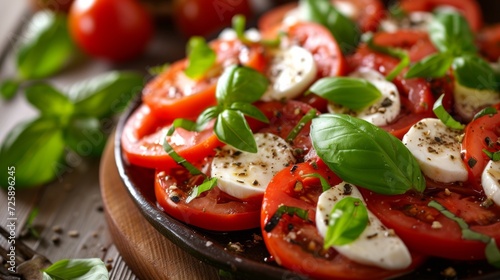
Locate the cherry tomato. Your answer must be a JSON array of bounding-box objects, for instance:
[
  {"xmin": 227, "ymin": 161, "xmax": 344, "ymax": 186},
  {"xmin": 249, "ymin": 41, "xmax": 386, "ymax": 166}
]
[
  {"xmin": 361, "ymin": 188, "xmax": 500, "ymax": 260},
  {"xmin": 155, "ymin": 166, "xmax": 262, "ymax": 231},
  {"xmin": 142, "ymin": 39, "xmax": 266, "ymax": 120},
  {"xmin": 173, "ymin": 0, "xmax": 252, "ymax": 37},
  {"xmin": 258, "ymin": 0, "xmax": 384, "ymax": 33},
  {"xmin": 261, "ymin": 162, "xmax": 425, "ymax": 279},
  {"xmin": 121, "ymin": 104, "xmax": 222, "ymax": 169},
  {"xmin": 68, "ymin": 0, "xmax": 153, "ymax": 61},
  {"xmin": 461, "ymin": 103, "xmax": 500, "ymax": 192},
  {"xmin": 478, "ymin": 23, "xmax": 500, "ymax": 62},
  {"xmin": 399, "ymin": 0, "xmax": 483, "ymax": 32}
]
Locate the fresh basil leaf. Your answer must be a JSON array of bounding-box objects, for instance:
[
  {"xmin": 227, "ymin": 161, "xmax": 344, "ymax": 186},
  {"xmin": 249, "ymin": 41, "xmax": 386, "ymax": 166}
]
[
  {"xmin": 0, "ymin": 117, "xmax": 65, "ymax": 188},
  {"xmin": 229, "ymin": 102, "xmax": 269, "ymax": 123},
  {"xmin": 216, "ymin": 65, "xmax": 269, "ymax": 106},
  {"xmin": 17, "ymin": 11, "xmax": 76, "ymax": 79},
  {"xmin": 25, "ymin": 83, "xmax": 74, "ymax": 118},
  {"xmin": 167, "ymin": 118, "xmax": 198, "ymax": 136},
  {"xmin": 486, "ymin": 239, "xmax": 500, "ymax": 268},
  {"xmin": 197, "ymin": 106, "xmax": 221, "ymax": 129},
  {"xmin": 473, "ymin": 107, "xmax": 498, "ymax": 120},
  {"xmin": 286, "ymin": 109, "xmax": 317, "ymax": 142},
  {"xmin": 405, "ymin": 52, "xmax": 454, "ymax": 79},
  {"xmin": 483, "ymin": 149, "xmax": 500, "ymax": 161},
  {"xmin": 64, "ymin": 117, "xmax": 107, "ymax": 157},
  {"xmin": 433, "ymin": 94, "xmax": 465, "ymax": 130},
  {"xmin": 68, "ymin": 71, "xmax": 143, "ymax": 118},
  {"xmin": 302, "ymin": 173, "xmax": 331, "ymax": 192},
  {"xmin": 186, "ymin": 178, "xmax": 218, "ymax": 203},
  {"xmin": 184, "ymin": 37, "xmax": 216, "ymax": 79},
  {"xmin": 0, "ymin": 79, "xmax": 20, "ymax": 100},
  {"xmin": 452, "ymin": 55, "xmax": 499, "ymax": 91},
  {"xmin": 216, "ymin": 110, "xmax": 257, "ymax": 153},
  {"xmin": 232, "ymin": 14, "xmax": 246, "ymax": 40},
  {"xmin": 264, "ymin": 205, "xmax": 310, "ymax": 232},
  {"xmin": 428, "ymin": 11, "xmax": 476, "ymax": 55},
  {"xmin": 42, "ymin": 258, "xmax": 109, "ymax": 280},
  {"xmin": 311, "ymin": 114, "xmax": 425, "ymax": 194},
  {"xmin": 324, "ymin": 197, "xmax": 368, "ymax": 247},
  {"xmin": 163, "ymin": 135, "xmax": 204, "ymax": 176},
  {"xmin": 309, "ymin": 77, "xmax": 382, "ymax": 110},
  {"xmin": 300, "ymin": 0, "xmax": 360, "ymax": 54}
]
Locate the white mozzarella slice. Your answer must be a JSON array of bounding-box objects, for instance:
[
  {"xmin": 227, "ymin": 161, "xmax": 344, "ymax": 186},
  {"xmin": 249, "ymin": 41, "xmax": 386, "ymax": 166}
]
[
  {"xmin": 402, "ymin": 118, "xmax": 468, "ymax": 183},
  {"xmin": 327, "ymin": 68, "xmax": 401, "ymax": 126},
  {"xmin": 482, "ymin": 160, "xmax": 500, "ymax": 206},
  {"xmin": 218, "ymin": 27, "xmax": 261, "ymax": 42},
  {"xmin": 453, "ymin": 81, "xmax": 500, "ymax": 122},
  {"xmin": 261, "ymin": 45, "xmax": 317, "ymax": 101},
  {"xmin": 316, "ymin": 182, "xmax": 412, "ymax": 270},
  {"xmin": 211, "ymin": 133, "xmax": 295, "ymax": 199}
]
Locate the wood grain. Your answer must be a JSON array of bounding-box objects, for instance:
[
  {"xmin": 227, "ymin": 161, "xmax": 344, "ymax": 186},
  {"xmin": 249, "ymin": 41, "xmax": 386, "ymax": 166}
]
[{"xmin": 100, "ymin": 138, "xmax": 219, "ymax": 280}]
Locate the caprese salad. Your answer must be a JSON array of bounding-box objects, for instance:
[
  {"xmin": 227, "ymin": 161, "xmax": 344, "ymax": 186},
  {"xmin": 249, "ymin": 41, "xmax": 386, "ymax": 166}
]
[{"xmin": 120, "ymin": 0, "xmax": 500, "ymax": 279}]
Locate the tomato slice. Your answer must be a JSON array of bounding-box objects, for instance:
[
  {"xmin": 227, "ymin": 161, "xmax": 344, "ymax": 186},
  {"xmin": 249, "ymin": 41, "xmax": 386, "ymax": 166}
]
[
  {"xmin": 478, "ymin": 23, "xmax": 500, "ymax": 62},
  {"xmin": 361, "ymin": 188, "xmax": 500, "ymax": 260},
  {"xmin": 399, "ymin": 0, "xmax": 483, "ymax": 32},
  {"xmin": 461, "ymin": 103, "xmax": 500, "ymax": 191},
  {"xmin": 258, "ymin": 0, "xmax": 384, "ymax": 33},
  {"xmin": 142, "ymin": 39, "xmax": 266, "ymax": 120},
  {"xmin": 155, "ymin": 166, "xmax": 261, "ymax": 231},
  {"xmin": 121, "ymin": 104, "xmax": 222, "ymax": 169},
  {"xmin": 261, "ymin": 162, "xmax": 425, "ymax": 279}
]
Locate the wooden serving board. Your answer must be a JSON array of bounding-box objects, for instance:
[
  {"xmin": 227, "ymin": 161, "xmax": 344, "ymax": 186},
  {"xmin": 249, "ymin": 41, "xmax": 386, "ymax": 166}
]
[{"xmin": 99, "ymin": 138, "xmax": 219, "ymax": 280}]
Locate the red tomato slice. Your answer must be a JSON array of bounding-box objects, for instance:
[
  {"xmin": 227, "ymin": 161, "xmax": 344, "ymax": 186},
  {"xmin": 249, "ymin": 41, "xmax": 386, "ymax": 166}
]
[
  {"xmin": 261, "ymin": 162, "xmax": 425, "ymax": 279},
  {"xmin": 361, "ymin": 188, "xmax": 500, "ymax": 260},
  {"xmin": 121, "ymin": 104, "xmax": 222, "ymax": 169},
  {"xmin": 258, "ymin": 0, "xmax": 384, "ymax": 33},
  {"xmin": 461, "ymin": 103, "xmax": 500, "ymax": 191},
  {"xmin": 478, "ymin": 23, "xmax": 500, "ymax": 62},
  {"xmin": 399, "ymin": 0, "xmax": 483, "ymax": 32},
  {"xmin": 155, "ymin": 167, "xmax": 261, "ymax": 231},
  {"xmin": 142, "ymin": 39, "xmax": 266, "ymax": 120}
]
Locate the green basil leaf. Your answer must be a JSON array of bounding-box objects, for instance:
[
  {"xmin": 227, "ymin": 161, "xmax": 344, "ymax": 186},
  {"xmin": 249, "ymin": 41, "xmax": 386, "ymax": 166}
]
[
  {"xmin": 168, "ymin": 118, "xmax": 198, "ymax": 136},
  {"xmin": 17, "ymin": 11, "xmax": 76, "ymax": 79},
  {"xmin": 428, "ymin": 11, "xmax": 476, "ymax": 55},
  {"xmin": 486, "ymin": 239, "xmax": 500, "ymax": 268},
  {"xmin": 309, "ymin": 77, "xmax": 382, "ymax": 110},
  {"xmin": 215, "ymin": 110, "xmax": 256, "ymax": 153},
  {"xmin": 216, "ymin": 65, "xmax": 269, "ymax": 107},
  {"xmin": 184, "ymin": 37, "xmax": 216, "ymax": 79},
  {"xmin": 0, "ymin": 79, "xmax": 20, "ymax": 100},
  {"xmin": 483, "ymin": 149, "xmax": 500, "ymax": 161},
  {"xmin": 452, "ymin": 55, "xmax": 499, "ymax": 91},
  {"xmin": 301, "ymin": 0, "xmax": 360, "ymax": 54},
  {"xmin": 311, "ymin": 114, "xmax": 425, "ymax": 194},
  {"xmin": 264, "ymin": 205, "xmax": 310, "ymax": 232},
  {"xmin": 324, "ymin": 197, "xmax": 368, "ymax": 247},
  {"xmin": 42, "ymin": 258, "xmax": 109, "ymax": 280},
  {"xmin": 197, "ymin": 106, "xmax": 221, "ymax": 128},
  {"xmin": 69, "ymin": 71, "xmax": 143, "ymax": 118},
  {"xmin": 25, "ymin": 83, "xmax": 74, "ymax": 118},
  {"xmin": 302, "ymin": 173, "xmax": 331, "ymax": 192},
  {"xmin": 286, "ymin": 108, "xmax": 317, "ymax": 142},
  {"xmin": 432, "ymin": 94, "xmax": 465, "ymax": 130},
  {"xmin": 186, "ymin": 178, "xmax": 218, "ymax": 203},
  {"xmin": 163, "ymin": 134, "xmax": 203, "ymax": 176},
  {"xmin": 229, "ymin": 102, "xmax": 268, "ymax": 123},
  {"xmin": 0, "ymin": 117, "xmax": 65, "ymax": 188},
  {"xmin": 405, "ymin": 52, "xmax": 454, "ymax": 79},
  {"xmin": 473, "ymin": 107, "xmax": 498, "ymax": 120},
  {"xmin": 64, "ymin": 117, "xmax": 107, "ymax": 157},
  {"xmin": 232, "ymin": 14, "xmax": 246, "ymax": 40}
]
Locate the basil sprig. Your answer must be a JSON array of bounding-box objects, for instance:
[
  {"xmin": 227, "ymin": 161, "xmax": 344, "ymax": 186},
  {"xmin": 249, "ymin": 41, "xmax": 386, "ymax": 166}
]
[
  {"xmin": 197, "ymin": 65, "xmax": 269, "ymax": 153},
  {"xmin": 42, "ymin": 258, "xmax": 109, "ymax": 279},
  {"xmin": 308, "ymin": 77, "xmax": 382, "ymax": 110},
  {"xmin": 0, "ymin": 72, "xmax": 143, "ymax": 188},
  {"xmin": 406, "ymin": 11, "xmax": 500, "ymax": 91},
  {"xmin": 310, "ymin": 114, "xmax": 425, "ymax": 195},
  {"xmin": 264, "ymin": 205, "xmax": 310, "ymax": 232},
  {"xmin": 324, "ymin": 197, "xmax": 368, "ymax": 248},
  {"xmin": 184, "ymin": 37, "xmax": 216, "ymax": 79},
  {"xmin": 432, "ymin": 94, "xmax": 465, "ymax": 130},
  {"xmin": 300, "ymin": 0, "xmax": 361, "ymax": 54}
]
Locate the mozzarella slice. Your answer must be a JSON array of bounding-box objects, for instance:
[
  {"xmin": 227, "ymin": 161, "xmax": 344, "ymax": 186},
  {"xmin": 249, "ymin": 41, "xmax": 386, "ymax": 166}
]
[
  {"xmin": 327, "ymin": 68, "xmax": 401, "ymax": 126},
  {"xmin": 218, "ymin": 27, "xmax": 262, "ymax": 42},
  {"xmin": 453, "ymin": 81, "xmax": 500, "ymax": 122},
  {"xmin": 316, "ymin": 182, "xmax": 412, "ymax": 270},
  {"xmin": 482, "ymin": 160, "xmax": 500, "ymax": 206},
  {"xmin": 211, "ymin": 133, "xmax": 295, "ymax": 199},
  {"xmin": 402, "ymin": 118, "xmax": 468, "ymax": 183},
  {"xmin": 261, "ymin": 45, "xmax": 317, "ymax": 101}
]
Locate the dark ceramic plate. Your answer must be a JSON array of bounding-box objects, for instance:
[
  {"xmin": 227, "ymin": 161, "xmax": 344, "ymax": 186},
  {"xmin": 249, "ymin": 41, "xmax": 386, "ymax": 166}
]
[{"xmin": 115, "ymin": 0, "xmax": 500, "ymax": 278}]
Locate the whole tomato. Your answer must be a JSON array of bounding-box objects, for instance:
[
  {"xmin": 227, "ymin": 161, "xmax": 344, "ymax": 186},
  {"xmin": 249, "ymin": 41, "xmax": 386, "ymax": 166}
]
[
  {"xmin": 68, "ymin": 0, "xmax": 154, "ymax": 62},
  {"xmin": 173, "ymin": 0, "xmax": 252, "ymax": 37}
]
